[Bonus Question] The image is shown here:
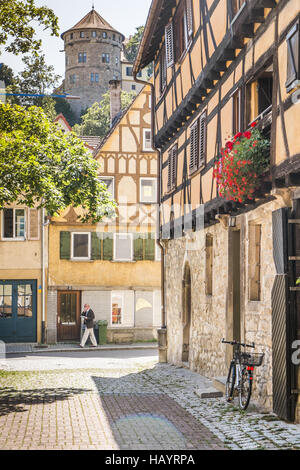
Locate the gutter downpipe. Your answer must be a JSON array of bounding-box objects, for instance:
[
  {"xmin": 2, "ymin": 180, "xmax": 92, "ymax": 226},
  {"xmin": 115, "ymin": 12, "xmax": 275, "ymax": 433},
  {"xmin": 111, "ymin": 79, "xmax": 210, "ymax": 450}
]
[
  {"xmin": 41, "ymin": 208, "xmax": 50, "ymax": 344},
  {"xmin": 133, "ymin": 71, "xmax": 167, "ymax": 362}
]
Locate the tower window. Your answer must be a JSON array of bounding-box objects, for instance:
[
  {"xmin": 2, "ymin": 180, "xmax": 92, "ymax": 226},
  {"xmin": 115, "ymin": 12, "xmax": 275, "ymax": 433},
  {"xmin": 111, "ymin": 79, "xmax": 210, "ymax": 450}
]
[
  {"xmin": 70, "ymin": 74, "xmax": 76, "ymax": 84},
  {"xmin": 70, "ymin": 33, "xmax": 73, "ymax": 40},
  {"xmin": 113, "ymin": 34, "xmax": 116, "ymax": 41},
  {"xmin": 91, "ymin": 73, "xmax": 99, "ymax": 82},
  {"xmin": 102, "ymin": 53, "xmax": 110, "ymax": 64},
  {"xmin": 78, "ymin": 53, "xmax": 87, "ymax": 63},
  {"xmin": 103, "ymin": 32, "xmax": 108, "ymax": 39},
  {"xmin": 115, "ymin": 57, "xmax": 119, "ymax": 66},
  {"xmin": 80, "ymin": 31, "xmax": 85, "ymax": 38},
  {"xmin": 92, "ymin": 31, "xmax": 97, "ymax": 38}
]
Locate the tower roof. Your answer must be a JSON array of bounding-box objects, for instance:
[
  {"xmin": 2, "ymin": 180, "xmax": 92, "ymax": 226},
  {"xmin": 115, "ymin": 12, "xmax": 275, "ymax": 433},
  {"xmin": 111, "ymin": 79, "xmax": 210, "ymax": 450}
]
[{"xmin": 61, "ymin": 9, "xmax": 125, "ymax": 40}]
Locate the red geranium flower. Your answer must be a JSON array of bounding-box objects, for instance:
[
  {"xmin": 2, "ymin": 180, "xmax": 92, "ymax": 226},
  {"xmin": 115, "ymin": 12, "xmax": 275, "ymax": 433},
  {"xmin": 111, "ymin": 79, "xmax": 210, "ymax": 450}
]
[
  {"xmin": 243, "ymin": 131, "xmax": 251, "ymax": 139},
  {"xmin": 251, "ymin": 122, "xmax": 257, "ymax": 128}
]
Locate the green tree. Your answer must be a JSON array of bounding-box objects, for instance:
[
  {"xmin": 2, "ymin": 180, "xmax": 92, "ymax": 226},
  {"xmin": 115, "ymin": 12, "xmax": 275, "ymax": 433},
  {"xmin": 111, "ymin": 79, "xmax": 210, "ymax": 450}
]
[
  {"xmin": 0, "ymin": 103, "xmax": 116, "ymax": 223},
  {"xmin": 0, "ymin": 0, "xmax": 58, "ymax": 55},
  {"xmin": 125, "ymin": 26, "xmax": 153, "ymax": 78},
  {"xmin": 54, "ymin": 98, "xmax": 79, "ymax": 127},
  {"xmin": 73, "ymin": 90, "xmax": 136, "ymax": 137},
  {"xmin": 16, "ymin": 54, "xmax": 61, "ymax": 107},
  {"xmin": 0, "ymin": 63, "xmax": 16, "ymax": 87}
]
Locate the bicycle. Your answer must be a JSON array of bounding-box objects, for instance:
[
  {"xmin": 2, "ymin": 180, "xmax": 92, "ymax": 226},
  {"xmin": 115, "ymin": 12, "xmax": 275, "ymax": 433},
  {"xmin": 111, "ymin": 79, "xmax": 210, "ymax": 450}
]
[{"xmin": 221, "ymin": 339, "xmax": 264, "ymax": 410}]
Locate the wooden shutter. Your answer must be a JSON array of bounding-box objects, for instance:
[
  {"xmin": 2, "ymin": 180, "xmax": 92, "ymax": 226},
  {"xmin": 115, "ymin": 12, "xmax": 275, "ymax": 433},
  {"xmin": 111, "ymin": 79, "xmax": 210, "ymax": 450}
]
[
  {"xmin": 165, "ymin": 22, "xmax": 174, "ymax": 68},
  {"xmin": 134, "ymin": 234, "xmax": 144, "ymax": 261},
  {"xmin": 171, "ymin": 145, "xmax": 178, "ymax": 189},
  {"xmin": 160, "ymin": 46, "xmax": 167, "ymax": 94},
  {"xmin": 167, "ymin": 149, "xmax": 172, "ymax": 192},
  {"xmin": 60, "ymin": 231, "xmax": 71, "ymax": 260},
  {"xmin": 145, "ymin": 233, "xmax": 155, "ymax": 261},
  {"xmin": 199, "ymin": 111, "xmax": 207, "ymax": 168},
  {"xmin": 186, "ymin": 0, "xmax": 194, "ymax": 38},
  {"xmin": 286, "ymin": 21, "xmax": 299, "ymax": 90},
  {"xmin": 91, "ymin": 232, "xmax": 102, "ymax": 260},
  {"xmin": 103, "ymin": 233, "xmax": 113, "ymax": 260},
  {"xmin": 189, "ymin": 120, "xmax": 199, "ymax": 174},
  {"xmin": 28, "ymin": 209, "xmax": 39, "ymax": 240}
]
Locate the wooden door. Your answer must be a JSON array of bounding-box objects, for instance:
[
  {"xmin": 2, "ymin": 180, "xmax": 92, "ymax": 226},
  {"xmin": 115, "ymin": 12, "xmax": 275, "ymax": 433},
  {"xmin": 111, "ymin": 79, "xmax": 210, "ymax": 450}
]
[{"xmin": 57, "ymin": 291, "xmax": 81, "ymax": 341}]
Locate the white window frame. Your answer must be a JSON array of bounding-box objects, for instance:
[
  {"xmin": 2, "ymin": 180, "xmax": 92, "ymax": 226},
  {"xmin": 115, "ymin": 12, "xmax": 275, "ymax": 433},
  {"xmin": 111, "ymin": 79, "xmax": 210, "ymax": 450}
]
[
  {"xmin": 143, "ymin": 128, "xmax": 152, "ymax": 151},
  {"xmin": 155, "ymin": 241, "xmax": 162, "ymax": 262},
  {"xmin": 2, "ymin": 208, "xmax": 26, "ymax": 241},
  {"xmin": 99, "ymin": 176, "xmax": 115, "ymax": 199},
  {"xmin": 113, "ymin": 233, "xmax": 133, "ymax": 262},
  {"xmin": 140, "ymin": 177, "xmax": 157, "ymax": 204},
  {"xmin": 111, "ymin": 292, "xmax": 124, "ymax": 326},
  {"xmin": 71, "ymin": 232, "xmax": 91, "ymax": 260}
]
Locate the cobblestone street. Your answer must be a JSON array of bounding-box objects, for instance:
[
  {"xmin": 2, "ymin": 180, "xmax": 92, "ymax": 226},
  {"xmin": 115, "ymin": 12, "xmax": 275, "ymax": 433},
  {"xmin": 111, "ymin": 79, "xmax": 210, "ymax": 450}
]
[{"xmin": 0, "ymin": 350, "xmax": 299, "ymax": 450}]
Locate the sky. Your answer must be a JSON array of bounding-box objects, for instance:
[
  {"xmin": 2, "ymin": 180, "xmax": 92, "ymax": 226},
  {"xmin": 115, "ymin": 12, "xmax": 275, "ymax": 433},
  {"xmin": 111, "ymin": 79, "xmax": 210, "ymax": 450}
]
[{"xmin": 1, "ymin": 0, "xmax": 152, "ymax": 78}]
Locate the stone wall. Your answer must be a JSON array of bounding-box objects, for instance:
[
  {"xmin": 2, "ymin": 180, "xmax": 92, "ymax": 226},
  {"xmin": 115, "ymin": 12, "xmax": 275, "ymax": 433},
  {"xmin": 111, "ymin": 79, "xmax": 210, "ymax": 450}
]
[{"xmin": 163, "ymin": 197, "xmax": 288, "ymax": 412}]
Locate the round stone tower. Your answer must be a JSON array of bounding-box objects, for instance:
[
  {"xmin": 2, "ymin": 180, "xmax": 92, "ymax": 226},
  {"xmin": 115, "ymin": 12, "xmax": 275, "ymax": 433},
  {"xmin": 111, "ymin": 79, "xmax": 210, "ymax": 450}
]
[{"xmin": 61, "ymin": 7, "xmax": 124, "ymax": 118}]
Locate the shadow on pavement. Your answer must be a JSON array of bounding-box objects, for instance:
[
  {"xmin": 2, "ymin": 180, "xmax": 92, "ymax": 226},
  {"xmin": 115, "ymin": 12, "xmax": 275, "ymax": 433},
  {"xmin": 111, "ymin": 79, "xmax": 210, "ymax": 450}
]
[{"xmin": 0, "ymin": 386, "xmax": 93, "ymax": 417}]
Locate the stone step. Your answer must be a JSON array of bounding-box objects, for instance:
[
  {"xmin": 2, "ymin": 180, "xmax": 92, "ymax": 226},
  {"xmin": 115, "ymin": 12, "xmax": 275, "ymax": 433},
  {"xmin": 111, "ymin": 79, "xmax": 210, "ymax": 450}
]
[
  {"xmin": 195, "ymin": 387, "xmax": 223, "ymax": 399},
  {"xmin": 213, "ymin": 376, "xmax": 227, "ymax": 394}
]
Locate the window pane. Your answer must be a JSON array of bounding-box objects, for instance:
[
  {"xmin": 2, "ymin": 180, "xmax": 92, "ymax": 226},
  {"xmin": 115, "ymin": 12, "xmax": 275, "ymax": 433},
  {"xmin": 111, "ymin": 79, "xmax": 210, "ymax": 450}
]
[
  {"xmin": 60, "ymin": 293, "xmax": 76, "ymax": 324},
  {"xmin": 17, "ymin": 284, "xmax": 32, "ymax": 317},
  {"xmin": 100, "ymin": 178, "xmax": 114, "ymax": 197},
  {"xmin": 112, "ymin": 296, "xmax": 122, "ymax": 325},
  {"xmin": 141, "ymin": 179, "xmax": 155, "ymax": 202},
  {"xmin": 15, "ymin": 209, "xmax": 25, "ymax": 237},
  {"xmin": 115, "ymin": 234, "xmax": 132, "ymax": 260},
  {"xmin": 73, "ymin": 234, "xmax": 89, "ymax": 258},
  {"xmin": 0, "ymin": 285, "xmax": 12, "ymax": 318},
  {"xmin": 3, "ymin": 209, "xmax": 13, "ymax": 238}
]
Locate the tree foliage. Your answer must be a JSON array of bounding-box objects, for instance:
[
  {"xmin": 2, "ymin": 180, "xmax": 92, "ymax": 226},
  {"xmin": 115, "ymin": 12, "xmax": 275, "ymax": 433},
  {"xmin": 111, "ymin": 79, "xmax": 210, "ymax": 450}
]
[
  {"xmin": 0, "ymin": 103, "xmax": 116, "ymax": 223},
  {"xmin": 125, "ymin": 26, "xmax": 153, "ymax": 78},
  {"xmin": 0, "ymin": 0, "xmax": 59, "ymax": 55},
  {"xmin": 73, "ymin": 90, "xmax": 136, "ymax": 137}
]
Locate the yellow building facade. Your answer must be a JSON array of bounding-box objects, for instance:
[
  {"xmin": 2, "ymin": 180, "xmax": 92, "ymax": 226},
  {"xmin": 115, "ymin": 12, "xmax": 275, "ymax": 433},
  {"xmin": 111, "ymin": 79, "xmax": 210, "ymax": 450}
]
[{"xmin": 47, "ymin": 84, "xmax": 161, "ymax": 344}]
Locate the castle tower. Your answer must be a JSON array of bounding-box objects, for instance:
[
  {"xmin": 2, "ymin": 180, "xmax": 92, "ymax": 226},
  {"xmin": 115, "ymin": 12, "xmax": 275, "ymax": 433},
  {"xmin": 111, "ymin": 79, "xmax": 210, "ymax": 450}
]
[{"xmin": 61, "ymin": 8, "xmax": 124, "ymax": 118}]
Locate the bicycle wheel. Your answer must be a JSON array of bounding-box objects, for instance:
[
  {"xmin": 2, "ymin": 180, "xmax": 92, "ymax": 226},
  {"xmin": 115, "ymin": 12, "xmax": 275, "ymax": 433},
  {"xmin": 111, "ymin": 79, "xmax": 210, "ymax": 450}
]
[
  {"xmin": 225, "ymin": 362, "xmax": 236, "ymax": 402},
  {"xmin": 239, "ymin": 367, "xmax": 252, "ymax": 410}
]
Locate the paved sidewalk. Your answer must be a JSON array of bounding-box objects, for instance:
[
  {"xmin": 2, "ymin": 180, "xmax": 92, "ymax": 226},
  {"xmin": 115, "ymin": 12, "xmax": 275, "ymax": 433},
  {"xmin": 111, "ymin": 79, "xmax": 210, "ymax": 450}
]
[
  {"xmin": 5, "ymin": 342, "xmax": 158, "ymax": 355},
  {"xmin": 0, "ymin": 353, "xmax": 299, "ymax": 450}
]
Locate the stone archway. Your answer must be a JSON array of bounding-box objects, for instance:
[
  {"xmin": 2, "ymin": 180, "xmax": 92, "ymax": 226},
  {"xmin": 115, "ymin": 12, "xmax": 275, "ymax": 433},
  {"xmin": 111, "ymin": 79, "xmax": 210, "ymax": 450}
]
[{"xmin": 182, "ymin": 262, "xmax": 191, "ymax": 363}]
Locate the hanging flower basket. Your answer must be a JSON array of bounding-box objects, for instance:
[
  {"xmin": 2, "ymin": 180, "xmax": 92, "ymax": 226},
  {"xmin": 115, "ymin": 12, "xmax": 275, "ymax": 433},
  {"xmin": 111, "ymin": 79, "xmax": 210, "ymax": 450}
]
[{"xmin": 213, "ymin": 123, "xmax": 270, "ymax": 203}]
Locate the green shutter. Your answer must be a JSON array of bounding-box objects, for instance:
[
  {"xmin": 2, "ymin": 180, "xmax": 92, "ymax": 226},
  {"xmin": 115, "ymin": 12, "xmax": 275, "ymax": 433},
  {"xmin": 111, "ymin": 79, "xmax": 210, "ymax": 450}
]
[
  {"xmin": 134, "ymin": 234, "xmax": 144, "ymax": 261},
  {"xmin": 60, "ymin": 231, "xmax": 71, "ymax": 260},
  {"xmin": 91, "ymin": 232, "xmax": 102, "ymax": 260},
  {"xmin": 145, "ymin": 233, "xmax": 155, "ymax": 261},
  {"xmin": 103, "ymin": 233, "xmax": 113, "ymax": 260}
]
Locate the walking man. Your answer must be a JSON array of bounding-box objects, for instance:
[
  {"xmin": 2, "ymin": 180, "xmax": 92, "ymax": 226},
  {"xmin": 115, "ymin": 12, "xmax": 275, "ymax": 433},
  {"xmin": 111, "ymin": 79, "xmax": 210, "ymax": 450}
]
[{"xmin": 80, "ymin": 303, "xmax": 97, "ymax": 348}]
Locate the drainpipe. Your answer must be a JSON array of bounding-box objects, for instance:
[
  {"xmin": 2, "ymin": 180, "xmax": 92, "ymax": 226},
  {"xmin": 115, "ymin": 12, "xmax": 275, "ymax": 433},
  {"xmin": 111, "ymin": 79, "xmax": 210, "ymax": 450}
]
[
  {"xmin": 133, "ymin": 71, "xmax": 167, "ymax": 362},
  {"xmin": 41, "ymin": 208, "xmax": 50, "ymax": 344}
]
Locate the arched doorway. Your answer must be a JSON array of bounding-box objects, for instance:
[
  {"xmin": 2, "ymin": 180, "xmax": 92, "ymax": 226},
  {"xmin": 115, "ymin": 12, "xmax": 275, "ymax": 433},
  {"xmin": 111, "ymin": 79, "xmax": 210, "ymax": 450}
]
[{"xmin": 182, "ymin": 263, "xmax": 191, "ymax": 363}]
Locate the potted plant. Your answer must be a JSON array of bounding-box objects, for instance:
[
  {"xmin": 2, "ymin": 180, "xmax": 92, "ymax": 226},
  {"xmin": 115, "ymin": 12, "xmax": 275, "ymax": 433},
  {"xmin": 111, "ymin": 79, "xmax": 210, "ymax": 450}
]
[{"xmin": 213, "ymin": 123, "xmax": 270, "ymax": 203}]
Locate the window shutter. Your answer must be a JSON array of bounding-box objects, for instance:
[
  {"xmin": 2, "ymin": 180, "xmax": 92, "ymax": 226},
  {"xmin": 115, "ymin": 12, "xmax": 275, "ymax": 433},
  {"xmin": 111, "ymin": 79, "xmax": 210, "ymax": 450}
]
[
  {"xmin": 28, "ymin": 209, "xmax": 39, "ymax": 240},
  {"xmin": 91, "ymin": 232, "xmax": 102, "ymax": 260},
  {"xmin": 286, "ymin": 21, "xmax": 299, "ymax": 90},
  {"xmin": 186, "ymin": 0, "xmax": 194, "ymax": 38},
  {"xmin": 134, "ymin": 234, "xmax": 144, "ymax": 261},
  {"xmin": 189, "ymin": 120, "xmax": 199, "ymax": 174},
  {"xmin": 145, "ymin": 233, "xmax": 155, "ymax": 261},
  {"xmin": 60, "ymin": 231, "xmax": 71, "ymax": 260},
  {"xmin": 171, "ymin": 145, "xmax": 178, "ymax": 189},
  {"xmin": 165, "ymin": 23, "xmax": 174, "ymax": 68},
  {"xmin": 103, "ymin": 233, "xmax": 113, "ymax": 261},
  {"xmin": 167, "ymin": 149, "xmax": 172, "ymax": 192},
  {"xmin": 199, "ymin": 111, "xmax": 207, "ymax": 168}
]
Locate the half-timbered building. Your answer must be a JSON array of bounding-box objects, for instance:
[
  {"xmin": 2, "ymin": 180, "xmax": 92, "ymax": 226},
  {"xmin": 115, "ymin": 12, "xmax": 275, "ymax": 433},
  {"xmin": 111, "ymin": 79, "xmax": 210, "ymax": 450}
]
[
  {"xmin": 47, "ymin": 81, "xmax": 161, "ymax": 345},
  {"xmin": 134, "ymin": 0, "xmax": 300, "ymax": 422}
]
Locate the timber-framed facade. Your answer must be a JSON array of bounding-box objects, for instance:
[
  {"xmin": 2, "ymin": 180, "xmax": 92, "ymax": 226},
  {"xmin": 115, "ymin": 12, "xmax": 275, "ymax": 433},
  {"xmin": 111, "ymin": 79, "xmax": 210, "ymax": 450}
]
[{"xmin": 134, "ymin": 0, "xmax": 300, "ymax": 422}]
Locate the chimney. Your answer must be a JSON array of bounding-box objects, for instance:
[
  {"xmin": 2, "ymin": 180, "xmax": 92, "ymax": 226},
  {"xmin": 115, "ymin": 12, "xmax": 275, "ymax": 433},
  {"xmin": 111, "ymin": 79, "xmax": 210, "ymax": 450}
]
[{"xmin": 109, "ymin": 79, "xmax": 121, "ymax": 127}]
